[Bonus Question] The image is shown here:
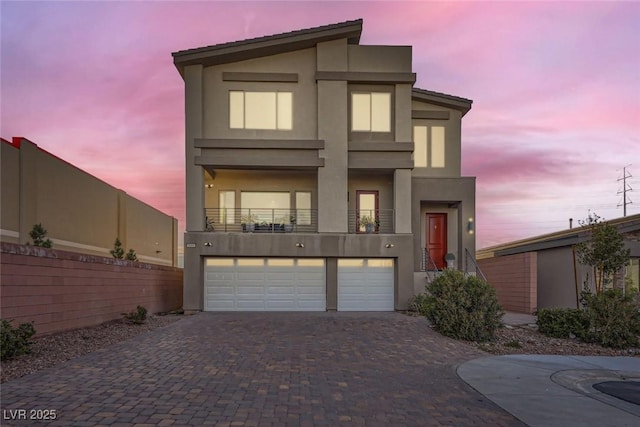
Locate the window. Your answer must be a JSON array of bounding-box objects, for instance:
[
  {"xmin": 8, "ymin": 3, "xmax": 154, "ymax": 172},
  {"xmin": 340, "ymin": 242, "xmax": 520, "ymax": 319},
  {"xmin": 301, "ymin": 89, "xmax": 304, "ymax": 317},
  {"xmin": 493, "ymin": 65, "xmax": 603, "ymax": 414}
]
[
  {"xmin": 413, "ymin": 125, "xmax": 445, "ymax": 168},
  {"xmin": 352, "ymin": 92, "xmax": 391, "ymax": 132},
  {"xmin": 295, "ymin": 191, "xmax": 311, "ymax": 226},
  {"xmin": 413, "ymin": 126, "xmax": 428, "ymax": 167},
  {"xmin": 219, "ymin": 191, "xmax": 235, "ymax": 224},
  {"xmin": 229, "ymin": 91, "xmax": 292, "ymax": 130},
  {"xmin": 431, "ymin": 126, "xmax": 445, "ymax": 168},
  {"xmin": 240, "ymin": 191, "xmax": 290, "ymax": 223}
]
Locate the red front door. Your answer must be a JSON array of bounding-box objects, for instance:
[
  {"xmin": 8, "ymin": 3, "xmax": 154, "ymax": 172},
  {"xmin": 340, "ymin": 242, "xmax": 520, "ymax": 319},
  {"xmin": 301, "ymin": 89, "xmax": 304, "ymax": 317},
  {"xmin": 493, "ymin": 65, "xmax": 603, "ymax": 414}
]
[{"xmin": 426, "ymin": 213, "xmax": 447, "ymax": 270}]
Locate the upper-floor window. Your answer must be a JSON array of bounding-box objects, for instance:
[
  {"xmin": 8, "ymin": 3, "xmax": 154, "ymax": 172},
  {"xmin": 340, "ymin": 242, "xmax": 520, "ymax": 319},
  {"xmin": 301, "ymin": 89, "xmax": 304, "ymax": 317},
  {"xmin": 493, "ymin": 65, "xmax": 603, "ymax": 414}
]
[
  {"xmin": 351, "ymin": 92, "xmax": 391, "ymax": 132},
  {"xmin": 229, "ymin": 91, "xmax": 292, "ymax": 130},
  {"xmin": 413, "ymin": 125, "xmax": 445, "ymax": 168}
]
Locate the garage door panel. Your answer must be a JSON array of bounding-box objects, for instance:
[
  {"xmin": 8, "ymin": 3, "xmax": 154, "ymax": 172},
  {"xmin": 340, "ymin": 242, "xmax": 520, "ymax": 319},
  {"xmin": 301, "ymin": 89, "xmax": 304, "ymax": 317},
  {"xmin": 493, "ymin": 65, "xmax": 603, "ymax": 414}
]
[
  {"xmin": 205, "ymin": 258, "xmax": 326, "ymax": 311},
  {"xmin": 338, "ymin": 258, "xmax": 394, "ymax": 311}
]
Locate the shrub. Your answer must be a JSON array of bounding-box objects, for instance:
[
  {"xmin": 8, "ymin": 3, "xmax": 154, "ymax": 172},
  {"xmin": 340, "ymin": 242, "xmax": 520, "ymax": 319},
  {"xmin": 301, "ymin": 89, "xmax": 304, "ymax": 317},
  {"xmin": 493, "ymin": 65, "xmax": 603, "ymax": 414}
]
[
  {"xmin": 110, "ymin": 238, "xmax": 125, "ymax": 259},
  {"xmin": 536, "ymin": 308, "xmax": 588, "ymax": 338},
  {"xmin": 125, "ymin": 249, "xmax": 138, "ymax": 261},
  {"xmin": 579, "ymin": 289, "xmax": 640, "ymax": 349},
  {"xmin": 419, "ymin": 269, "xmax": 504, "ymax": 342},
  {"xmin": 122, "ymin": 305, "xmax": 148, "ymax": 324},
  {"xmin": 537, "ymin": 290, "xmax": 640, "ymax": 349},
  {"xmin": 1, "ymin": 319, "xmax": 36, "ymax": 361},
  {"xmin": 29, "ymin": 223, "xmax": 52, "ymax": 248},
  {"xmin": 408, "ymin": 293, "xmax": 429, "ymax": 316}
]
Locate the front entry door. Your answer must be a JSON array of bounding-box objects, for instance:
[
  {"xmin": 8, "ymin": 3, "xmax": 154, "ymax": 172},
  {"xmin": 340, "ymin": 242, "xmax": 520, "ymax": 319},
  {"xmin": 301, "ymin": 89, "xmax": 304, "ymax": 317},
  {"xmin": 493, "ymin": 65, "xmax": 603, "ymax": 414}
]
[{"xmin": 426, "ymin": 213, "xmax": 447, "ymax": 270}]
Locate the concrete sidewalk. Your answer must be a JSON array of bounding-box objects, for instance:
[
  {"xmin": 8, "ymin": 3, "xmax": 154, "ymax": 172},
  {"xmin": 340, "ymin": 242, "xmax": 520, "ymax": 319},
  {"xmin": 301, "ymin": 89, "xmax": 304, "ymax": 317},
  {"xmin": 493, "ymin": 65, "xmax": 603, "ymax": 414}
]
[{"xmin": 458, "ymin": 355, "xmax": 640, "ymax": 427}]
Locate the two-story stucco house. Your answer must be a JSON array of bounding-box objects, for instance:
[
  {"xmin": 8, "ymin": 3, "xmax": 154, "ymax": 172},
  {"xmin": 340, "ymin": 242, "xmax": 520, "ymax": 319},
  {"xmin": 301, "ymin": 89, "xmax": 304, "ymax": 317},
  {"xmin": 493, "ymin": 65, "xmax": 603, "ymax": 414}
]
[{"xmin": 173, "ymin": 19, "xmax": 475, "ymax": 312}]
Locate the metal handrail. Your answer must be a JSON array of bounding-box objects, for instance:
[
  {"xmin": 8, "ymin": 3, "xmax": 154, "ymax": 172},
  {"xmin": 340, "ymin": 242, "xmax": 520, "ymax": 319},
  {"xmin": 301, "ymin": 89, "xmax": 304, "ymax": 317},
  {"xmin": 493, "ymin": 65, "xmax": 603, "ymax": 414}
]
[
  {"xmin": 421, "ymin": 248, "xmax": 441, "ymax": 283},
  {"xmin": 204, "ymin": 208, "xmax": 318, "ymax": 233},
  {"xmin": 465, "ymin": 248, "xmax": 487, "ymax": 282},
  {"xmin": 347, "ymin": 209, "xmax": 395, "ymax": 234}
]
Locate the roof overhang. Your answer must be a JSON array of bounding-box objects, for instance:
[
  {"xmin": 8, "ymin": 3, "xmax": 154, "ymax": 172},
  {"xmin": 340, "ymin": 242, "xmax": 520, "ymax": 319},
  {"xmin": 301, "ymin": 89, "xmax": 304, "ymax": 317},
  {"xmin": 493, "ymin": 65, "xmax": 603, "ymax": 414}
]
[
  {"xmin": 172, "ymin": 19, "xmax": 363, "ymax": 77},
  {"xmin": 412, "ymin": 87, "xmax": 473, "ymax": 117}
]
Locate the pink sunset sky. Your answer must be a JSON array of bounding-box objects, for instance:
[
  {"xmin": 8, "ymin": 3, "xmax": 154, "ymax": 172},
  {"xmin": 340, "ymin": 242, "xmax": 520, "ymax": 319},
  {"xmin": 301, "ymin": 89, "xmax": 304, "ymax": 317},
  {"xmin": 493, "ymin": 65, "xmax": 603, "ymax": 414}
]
[{"xmin": 2, "ymin": 0, "xmax": 639, "ymax": 249}]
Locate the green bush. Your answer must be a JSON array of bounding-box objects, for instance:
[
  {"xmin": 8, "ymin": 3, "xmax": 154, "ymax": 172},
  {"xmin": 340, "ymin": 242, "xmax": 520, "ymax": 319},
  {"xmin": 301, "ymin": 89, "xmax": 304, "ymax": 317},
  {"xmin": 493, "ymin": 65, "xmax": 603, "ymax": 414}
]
[
  {"xmin": 419, "ymin": 269, "xmax": 504, "ymax": 342},
  {"xmin": 580, "ymin": 289, "xmax": 640, "ymax": 349},
  {"xmin": 122, "ymin": 305, "xmax": 148, "ymax": 324},
  {"xmin": 125, "ymin": 249, "xmax": 138, "ymax": 261},
  {"xmin": 29, "ymin": 223, "xmax": 52, "ymax": 248},
  {"xmin": 1, "ymin": 319, "xmax": 36, "ymax": 361},
  {"xmin": 536, "ymin": 308, "xmax": 588, "ymax": 338},
  {"xmin": 537, "ymin": 290, "xmax": 640, "ymax": 349},
  {"xmin": 408, "ymin": 293, "xmax": 430, "ymax": 316}
]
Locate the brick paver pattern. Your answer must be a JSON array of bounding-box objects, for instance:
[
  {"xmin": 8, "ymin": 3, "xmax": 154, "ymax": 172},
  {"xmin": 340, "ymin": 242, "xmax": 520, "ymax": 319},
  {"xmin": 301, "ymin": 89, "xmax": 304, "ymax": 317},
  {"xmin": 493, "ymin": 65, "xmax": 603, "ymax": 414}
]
[{"xmin": 1, "ymin": 313, "xmax": 523, "ymax": 426}]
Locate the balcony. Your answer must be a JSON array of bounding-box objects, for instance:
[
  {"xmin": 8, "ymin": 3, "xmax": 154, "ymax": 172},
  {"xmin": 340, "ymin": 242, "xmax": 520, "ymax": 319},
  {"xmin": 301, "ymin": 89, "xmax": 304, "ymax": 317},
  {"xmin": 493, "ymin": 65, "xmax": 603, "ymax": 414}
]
[
  {"xmin": 204, "ymin": 208, "xmax": 318, "ymax": 233},
  {"xmin": 348, "ymin": 209, "xmax": 395, "ymax": 234}
]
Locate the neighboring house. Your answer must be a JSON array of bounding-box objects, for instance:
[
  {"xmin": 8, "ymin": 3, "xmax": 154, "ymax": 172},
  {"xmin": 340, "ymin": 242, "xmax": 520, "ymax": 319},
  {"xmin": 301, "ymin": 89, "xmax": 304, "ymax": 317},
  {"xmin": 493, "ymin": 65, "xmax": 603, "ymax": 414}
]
[
  {"xmin": 1, "ymin": 137, "xmax": 179, "ymax": 266},
  {"xmin": 173, "ymin": 19, "xmax": 476, "ymax": 312},
  {"xmin": 477, "ymin": 214, "xmax": 640, "ymax": 314}
]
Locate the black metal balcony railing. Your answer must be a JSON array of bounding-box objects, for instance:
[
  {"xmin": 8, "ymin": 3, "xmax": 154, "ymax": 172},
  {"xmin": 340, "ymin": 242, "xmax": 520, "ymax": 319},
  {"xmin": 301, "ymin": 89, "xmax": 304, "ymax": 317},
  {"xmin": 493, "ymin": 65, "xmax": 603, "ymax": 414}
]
[
  {"xmin": 347, "ymin": 209, "xmax": 395, "ymax": 234},
  {"xmin": 204, "ymin": 208, "xmax": 318, "ymax": 233}
]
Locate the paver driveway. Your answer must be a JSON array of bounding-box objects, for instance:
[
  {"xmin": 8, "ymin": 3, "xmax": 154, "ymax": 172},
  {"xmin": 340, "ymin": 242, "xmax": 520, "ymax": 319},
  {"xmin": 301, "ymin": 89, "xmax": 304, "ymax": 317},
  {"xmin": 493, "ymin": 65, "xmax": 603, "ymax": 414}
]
[{"xmin": 1, "ymin": 313, "xmax": 523, "ymax": 426}]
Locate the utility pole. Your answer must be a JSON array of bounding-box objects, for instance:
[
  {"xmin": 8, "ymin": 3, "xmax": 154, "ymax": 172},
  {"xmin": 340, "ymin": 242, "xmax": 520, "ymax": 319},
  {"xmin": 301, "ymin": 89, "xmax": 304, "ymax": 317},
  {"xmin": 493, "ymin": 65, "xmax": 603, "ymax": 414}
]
[{"xmin": 617, "ymin": 165, "xmax": 633, "ymax": 217}]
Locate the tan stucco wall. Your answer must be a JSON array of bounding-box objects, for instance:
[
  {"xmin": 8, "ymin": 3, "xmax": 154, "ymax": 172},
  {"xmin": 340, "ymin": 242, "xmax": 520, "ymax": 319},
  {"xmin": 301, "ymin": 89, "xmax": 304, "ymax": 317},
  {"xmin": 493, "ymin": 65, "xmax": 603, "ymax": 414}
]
[
  {"xmin": 1, "ymin": 142, "xmax": 20, "ymax": 241},
  {"xmin": 411, "ymin": 100, "xmax": 463, "ymax": 178},
  {"xmin": 0, "ymin": 139, "xmax": 178, "ymax": 266}
]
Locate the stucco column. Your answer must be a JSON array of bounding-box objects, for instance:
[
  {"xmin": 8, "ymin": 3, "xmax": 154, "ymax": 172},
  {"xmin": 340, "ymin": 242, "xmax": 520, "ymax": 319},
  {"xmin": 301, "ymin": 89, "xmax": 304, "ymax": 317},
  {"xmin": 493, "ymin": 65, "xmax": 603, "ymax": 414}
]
[
  {"xmin": 184, "ymin": 64, "xmax": 204, "ymax": 232},
  {"xmin": 317, "ymin": 40, "xmax": 348, "ymax": 233},
  {"xmin": 183, "ymin": 64, "xmax": 204, "ymax": 312},
  {"xmin": 394, "ymin": 169, "xmax": 412, "ymax": 233}
]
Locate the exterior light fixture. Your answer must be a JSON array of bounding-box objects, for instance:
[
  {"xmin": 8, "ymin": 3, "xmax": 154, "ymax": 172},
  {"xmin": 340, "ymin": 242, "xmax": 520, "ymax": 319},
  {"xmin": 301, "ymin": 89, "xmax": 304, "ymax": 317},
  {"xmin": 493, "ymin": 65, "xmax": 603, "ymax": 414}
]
[
  {"xmin": 467, "ymin": 218, "xmax": 474, "ymax": 235},
  {"xmin": 204, "ymin": 242, "xmax": 212, "ymax": 247},
  {"xmin": 385, "ymin": 243, "xmax": 395, "ymax": 248},
  {"xmin": 295, "ymin": 242, "xmax": 305, "ymax": 248},
  {"xmin": 205, "ymin": 184, "xmax": 214, "ymax": 189}
]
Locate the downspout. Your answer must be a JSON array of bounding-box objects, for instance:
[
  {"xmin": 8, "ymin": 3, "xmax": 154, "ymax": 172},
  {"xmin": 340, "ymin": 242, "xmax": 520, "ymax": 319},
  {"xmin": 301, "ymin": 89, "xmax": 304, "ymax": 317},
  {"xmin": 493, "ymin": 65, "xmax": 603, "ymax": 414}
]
[{"xmin": 572, "ymin": 244, "xmax": 579, "ymax": 308}]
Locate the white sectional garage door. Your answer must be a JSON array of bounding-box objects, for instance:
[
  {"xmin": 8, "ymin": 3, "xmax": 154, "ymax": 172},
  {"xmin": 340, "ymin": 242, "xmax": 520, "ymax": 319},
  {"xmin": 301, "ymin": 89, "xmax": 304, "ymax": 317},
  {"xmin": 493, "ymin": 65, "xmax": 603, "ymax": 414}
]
[
  {"xmin": 337, "ymin": 258, "xmax": 394, "ymax": 311},
  {"xmin": 204, "ymin": 258, "xmax": 326, "ymax": 311}
]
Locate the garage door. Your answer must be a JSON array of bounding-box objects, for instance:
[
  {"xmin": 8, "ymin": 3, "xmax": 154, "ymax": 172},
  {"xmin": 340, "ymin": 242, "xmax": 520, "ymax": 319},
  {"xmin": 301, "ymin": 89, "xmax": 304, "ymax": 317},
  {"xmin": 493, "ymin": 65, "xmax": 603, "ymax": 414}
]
[
  {"xmin": 204, "ymin": 258, "xmax": 326, "ymax": 311},
  {"xmin": 337, "ymin": 258, "xmax": 394, "ymax": 311}
]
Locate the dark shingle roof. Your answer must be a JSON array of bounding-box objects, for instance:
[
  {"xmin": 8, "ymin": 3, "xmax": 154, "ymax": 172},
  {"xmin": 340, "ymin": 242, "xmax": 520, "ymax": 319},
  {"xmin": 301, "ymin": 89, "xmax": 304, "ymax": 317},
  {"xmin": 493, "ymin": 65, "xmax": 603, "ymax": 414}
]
[{"xmin": 172, "ymin": 19, "xmax": 363, "ymax": 75}]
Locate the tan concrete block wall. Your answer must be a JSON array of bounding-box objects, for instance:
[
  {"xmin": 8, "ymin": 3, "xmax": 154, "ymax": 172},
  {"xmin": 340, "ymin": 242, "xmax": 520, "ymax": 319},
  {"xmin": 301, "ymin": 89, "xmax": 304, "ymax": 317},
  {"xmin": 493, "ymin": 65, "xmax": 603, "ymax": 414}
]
[
  {"xmin": 0, "ymin": 243, "xmax": 183, "ymax": 336},
  {"xmin": 478, "ymin": 252, "xmax": 537, "ymax": 314}
]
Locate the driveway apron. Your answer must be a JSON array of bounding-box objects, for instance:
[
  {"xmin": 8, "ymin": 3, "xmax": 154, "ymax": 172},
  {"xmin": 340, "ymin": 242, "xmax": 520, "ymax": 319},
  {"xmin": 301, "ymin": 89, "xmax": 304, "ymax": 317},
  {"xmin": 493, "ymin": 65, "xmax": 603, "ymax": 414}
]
[{"xmin": 1, "ymin": 313, "xmax": 523, "ymax": 426}]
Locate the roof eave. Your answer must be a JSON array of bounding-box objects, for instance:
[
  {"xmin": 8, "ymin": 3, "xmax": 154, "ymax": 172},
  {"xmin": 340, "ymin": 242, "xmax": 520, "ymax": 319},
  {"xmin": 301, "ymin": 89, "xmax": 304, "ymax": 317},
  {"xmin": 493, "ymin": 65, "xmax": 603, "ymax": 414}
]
[
  {"xmin": 412, "ymin": 88, "xmax": 473, "ymax": 117},
  {"xmin": 172, "ymin": 19, "xmax": 363, "ymax": 76}
]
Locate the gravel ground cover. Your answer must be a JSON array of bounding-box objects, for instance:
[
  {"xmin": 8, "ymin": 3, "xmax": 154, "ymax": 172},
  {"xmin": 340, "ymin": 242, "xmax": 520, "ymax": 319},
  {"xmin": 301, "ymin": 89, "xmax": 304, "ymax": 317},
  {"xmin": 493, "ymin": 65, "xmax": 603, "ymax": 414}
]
[
  {"xmin": 2, "ymin": 314, "xmax": 638, "ymax": 384},
  {"xmin": 1, "ymin": 314, "xmax": 182, "ymax": 383}
]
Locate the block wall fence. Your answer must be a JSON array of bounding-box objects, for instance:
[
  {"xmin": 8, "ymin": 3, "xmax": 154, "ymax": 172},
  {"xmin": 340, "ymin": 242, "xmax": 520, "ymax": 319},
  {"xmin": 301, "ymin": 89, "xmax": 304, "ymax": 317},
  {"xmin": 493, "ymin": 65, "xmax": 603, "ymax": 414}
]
[
  {"xmin": 1, "ymin": 243, "xmax": 183, "ymax": 336},
  {"xmin": 477, "ymin": 252, "xmax": 537, "ymax": 314}
]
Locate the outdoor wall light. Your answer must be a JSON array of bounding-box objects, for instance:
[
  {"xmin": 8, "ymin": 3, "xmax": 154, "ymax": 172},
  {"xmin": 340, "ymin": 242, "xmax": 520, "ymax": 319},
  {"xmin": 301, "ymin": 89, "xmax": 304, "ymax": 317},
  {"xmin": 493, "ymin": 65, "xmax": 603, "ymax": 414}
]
[
  {"xmin": 204, "ymin": 184, "xmax": 214, "ymax": 189},
  {"xmin": 467, "ymin": 218, "xmax": 474, "ymax": 235},
  {"xmin": 385, "ymin": 243, "xmax": 395, "ymax": 248},
  {"xmin": 295, "ymin": 242, "xmax": 305, "ymax": 248},
  {"xmin": 204, "ymin": 242, "xmax": 212, "ymax": 247}
]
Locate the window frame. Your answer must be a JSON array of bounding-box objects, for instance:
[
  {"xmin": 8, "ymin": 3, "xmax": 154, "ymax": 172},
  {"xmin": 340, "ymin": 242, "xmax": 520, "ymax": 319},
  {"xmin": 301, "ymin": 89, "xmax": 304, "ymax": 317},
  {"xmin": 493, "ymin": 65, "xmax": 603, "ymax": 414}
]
[
  {"xmin": 348, "ymin": 85, "xmax": 395, "ymax": 141},
  {"xmin": 229, "ymin": 90, "xmax": 293, "ymax": 131}
]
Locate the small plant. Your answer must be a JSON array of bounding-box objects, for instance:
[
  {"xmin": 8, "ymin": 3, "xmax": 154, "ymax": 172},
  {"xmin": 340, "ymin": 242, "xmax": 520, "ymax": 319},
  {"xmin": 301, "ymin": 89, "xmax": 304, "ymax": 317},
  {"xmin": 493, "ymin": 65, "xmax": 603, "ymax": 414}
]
[
  {"xmin": 125, "ymin": 249, "xmax": 138, "ymax": 261},
  {"xmin": 29, "ymin": 223, "xmax": 52, "ymax": 248},
  {"xmin": 417, "ymin": 269, "xmax": 504, "ymax": 342},
  {"xmin": 110, "ymin": 238, "xmax": 125, "ymax": 259},
  {"xmin": 360, "ymin": 215, "xmax": 380, "ymax": 227},
  {"xmin": 408, "ymin": 293, "xmax": 430, "ymax": 316},
  {"xmin": 122, "ymin": 305, "xmax": 148, "ymax": 324},
  {"xmin": 504, "ymin": 340, "xmax": 523, "ymax": 349},
  {"xmin": 1, "ymin": 319, "xmax": 36, "ymax": 361},
  {"xmin": 240, "ymin": 214, "xmax": 259, "ymax": 224}
]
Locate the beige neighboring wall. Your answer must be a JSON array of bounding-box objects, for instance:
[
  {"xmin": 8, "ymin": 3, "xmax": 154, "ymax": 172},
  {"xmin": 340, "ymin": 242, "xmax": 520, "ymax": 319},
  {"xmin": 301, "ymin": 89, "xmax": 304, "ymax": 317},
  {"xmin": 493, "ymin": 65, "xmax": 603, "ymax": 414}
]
[{"xmin": 0, "ymin": 138, "xmax": 178, "ymax": 266}]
